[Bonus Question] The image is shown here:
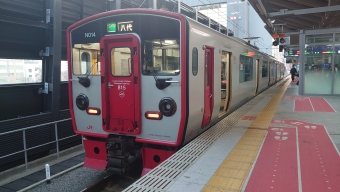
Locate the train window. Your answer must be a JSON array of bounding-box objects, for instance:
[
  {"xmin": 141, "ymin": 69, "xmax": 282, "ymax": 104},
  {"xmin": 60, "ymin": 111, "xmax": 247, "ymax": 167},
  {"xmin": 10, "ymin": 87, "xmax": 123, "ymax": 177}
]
[
  {"xmin": 72, "ymin": 43, "xmax": 100, "ymax": 75},
  {"xmin": 81, "ymin": 52, "xmax": 91, "ymax": 74},
  {"xmin": 192, "ymin": 47, "xmax": 198, "ymax": 76},
  {"xmin": 142, "ymin": 39, "xmax": 180, "ymax": 76},
  {"xmin": 262, "ymin": 61, "xmax": 268, "ymax": 78},
  {"xmin": 110, "ymin": 47, "xmax": 132, "ymax": 76},
  {"xmin": 239, "ymin": 55, "xmax": 253, "ymax": 83}
]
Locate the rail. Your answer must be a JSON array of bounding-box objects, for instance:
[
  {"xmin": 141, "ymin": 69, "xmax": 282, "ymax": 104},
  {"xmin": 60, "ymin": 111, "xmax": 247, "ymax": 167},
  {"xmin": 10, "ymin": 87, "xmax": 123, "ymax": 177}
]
[
  {"xmin": 0, "ymin": 118, "xmax": 82, "ymax": 170},
  {"xmin": 80, "ymin": 173, "xmax": 116, "ymax": 192}
]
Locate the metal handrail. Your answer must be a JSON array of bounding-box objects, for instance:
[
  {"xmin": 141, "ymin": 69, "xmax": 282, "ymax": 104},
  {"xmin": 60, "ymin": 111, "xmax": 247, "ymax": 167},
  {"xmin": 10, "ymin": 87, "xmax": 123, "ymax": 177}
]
[
  {"xmin": 0, "ymin": 118, "xmax": 71, "ymax": 136},
  {"xmin": 0, "ymin": 118, "xmax": 82, "ymax": 170}
]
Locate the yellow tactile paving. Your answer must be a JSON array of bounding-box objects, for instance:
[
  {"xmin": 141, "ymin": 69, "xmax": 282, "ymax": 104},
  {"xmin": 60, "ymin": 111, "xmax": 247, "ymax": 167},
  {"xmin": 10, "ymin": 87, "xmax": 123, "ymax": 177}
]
[
  {"xmin": 215, "ymin": 168, "xmax": 248, "ymax": 179},
  {"xmin": 202, "ymin": 186, "xmax": 239, "ymax": 192},
  {"xmin": 220, "ymin": 161, "xmax": 252, "ymax": 170},
  {"xmin": 202, "ymin": 78, "xmax": 291, "ymax": 192}
]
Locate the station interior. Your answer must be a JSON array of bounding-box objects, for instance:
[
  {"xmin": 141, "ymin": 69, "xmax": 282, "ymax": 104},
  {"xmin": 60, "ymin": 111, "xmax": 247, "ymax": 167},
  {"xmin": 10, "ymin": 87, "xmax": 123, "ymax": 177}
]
[{"xmin": 1, "ymin": 0, "xmax": 340, "ymax": 191}]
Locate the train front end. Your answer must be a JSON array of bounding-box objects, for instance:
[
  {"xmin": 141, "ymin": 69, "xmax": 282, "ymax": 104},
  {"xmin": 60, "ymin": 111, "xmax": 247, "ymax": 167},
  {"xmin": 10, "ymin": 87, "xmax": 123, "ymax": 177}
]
[{"xmin": 67, "ymin": 9, "xmax": 187, "ymax": 175}]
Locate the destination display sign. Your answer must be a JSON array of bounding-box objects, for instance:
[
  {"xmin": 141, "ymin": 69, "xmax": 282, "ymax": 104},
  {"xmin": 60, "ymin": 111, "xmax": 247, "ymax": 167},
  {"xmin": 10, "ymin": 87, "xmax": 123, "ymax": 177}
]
[{"xmin": 107, "ymin": 21, "xmax": 133, "ymax": 33}]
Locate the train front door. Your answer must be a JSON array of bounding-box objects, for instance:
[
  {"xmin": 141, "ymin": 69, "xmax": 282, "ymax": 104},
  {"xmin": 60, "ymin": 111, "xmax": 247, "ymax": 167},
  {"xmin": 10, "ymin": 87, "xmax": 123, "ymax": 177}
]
[
  {"xmin": 202, "ymin": 46, "xmax": 214, "ymax": 128},
  {"xmin": 100, "ymin": 35, "xmax": 141, "ymax": 135}
]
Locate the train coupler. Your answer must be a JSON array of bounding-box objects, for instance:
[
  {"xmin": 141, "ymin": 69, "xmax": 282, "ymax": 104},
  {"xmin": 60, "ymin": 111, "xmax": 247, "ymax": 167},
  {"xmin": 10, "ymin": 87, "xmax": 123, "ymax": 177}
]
[{"xmin": 108, "ymin": 156, "xmax": 129, "ymax": 174}]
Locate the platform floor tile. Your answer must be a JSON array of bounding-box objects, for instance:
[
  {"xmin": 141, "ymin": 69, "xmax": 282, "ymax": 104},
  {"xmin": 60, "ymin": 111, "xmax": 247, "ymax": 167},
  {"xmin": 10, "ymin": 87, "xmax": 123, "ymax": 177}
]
[{"xmin": 202, "ymin": 79, "xmax": 291, "ymax": 192}]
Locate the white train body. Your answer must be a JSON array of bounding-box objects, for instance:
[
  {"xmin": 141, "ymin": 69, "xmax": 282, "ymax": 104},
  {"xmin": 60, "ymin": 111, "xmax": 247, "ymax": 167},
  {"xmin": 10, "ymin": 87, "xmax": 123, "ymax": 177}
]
[{"xmin": 66, "ymin": 8, "xmax": 286, "ymax": 175}]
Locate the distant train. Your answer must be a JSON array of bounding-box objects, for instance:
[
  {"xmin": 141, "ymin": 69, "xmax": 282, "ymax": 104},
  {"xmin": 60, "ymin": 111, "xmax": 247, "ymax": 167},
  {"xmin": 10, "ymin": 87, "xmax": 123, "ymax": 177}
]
[{"xmin": 67, "ymin": 8, "xmax": 288, "ymax": 176}]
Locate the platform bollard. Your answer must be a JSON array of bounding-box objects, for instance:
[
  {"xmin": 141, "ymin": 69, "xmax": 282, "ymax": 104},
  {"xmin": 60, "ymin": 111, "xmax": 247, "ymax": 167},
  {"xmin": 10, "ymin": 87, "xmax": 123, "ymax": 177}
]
[{"xmin": 45, "ymin": 164, "xmax": 51, "ymax": 184}]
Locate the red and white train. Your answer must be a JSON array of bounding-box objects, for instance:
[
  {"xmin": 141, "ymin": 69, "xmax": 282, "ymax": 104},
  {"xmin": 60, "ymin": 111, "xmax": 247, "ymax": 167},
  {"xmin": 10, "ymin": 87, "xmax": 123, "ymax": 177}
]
[{"xmin": 67, "ymin": 8, "xmax": 287, "ymax": 176}]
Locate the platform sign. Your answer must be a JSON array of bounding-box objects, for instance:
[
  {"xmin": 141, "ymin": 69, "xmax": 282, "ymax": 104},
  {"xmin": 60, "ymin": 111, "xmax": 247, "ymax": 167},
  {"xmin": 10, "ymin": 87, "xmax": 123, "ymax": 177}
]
[
  {"xmin": 284, "ymin": 49, "xmax": 299, "ymax": 57},
  {"xmin": 107, "ymin": 22, "xmax": 117, "ymax": 33}
]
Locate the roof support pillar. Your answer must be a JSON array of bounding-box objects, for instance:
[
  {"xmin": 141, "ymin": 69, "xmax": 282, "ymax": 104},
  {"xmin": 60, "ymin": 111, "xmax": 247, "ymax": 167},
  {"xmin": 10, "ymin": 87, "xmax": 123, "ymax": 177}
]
[
  {"xmin": 195, "ymin": 7, "xmax": 198, "ymax": 21},
  {"xmin": 178, "ymin": 0, "xmax": 181, "ymax": 13},
  {"xmin": 108, "ymin": 0, "xmax": 121, "ymax": 10},
  {"xmin": 80, "ymin": 0, "xmax": 83, "ymax": 19},
  {"xmin": 147, "ymin": 0, "xmax": 157, "ymax": 9},
  {"xmin": 298, "ymin": 30, "xmax": 305, "ymax": 96},
  {"xmin": 51, "ymin": 0, "xmax": 62, "ymax": 121},
  {"xmin": 41, "ymin": 0, "xmax": 61, "ymax": 121}
]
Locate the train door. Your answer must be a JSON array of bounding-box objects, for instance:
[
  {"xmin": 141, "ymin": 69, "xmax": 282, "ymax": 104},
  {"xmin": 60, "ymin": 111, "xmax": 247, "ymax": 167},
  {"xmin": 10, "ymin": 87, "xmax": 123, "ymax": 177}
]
[
  {"xmin": 100, "ymin": 35, "xmax": 141, "ymax": 135},
  {"xmin": 255, "ymin": 59, "xmax": 260, "ymax": 95},
  {"xmin": 274, "ymin": 63, "xmax": 277, "ymax": 82},
  {"xmin": 202, "ymin": 46, "xmax": 214, "ymax": 128},
  {"xmin": 268, "ymin": 62, "xmax": 271, "ymax": 86},
  {"xmin": 276, "ymin": 63, "xmax": 279, "ymax": 81},
  {"xmin": 219, "ymin": 51, "xmax": 231, "ymax": 117},
  {"xmin": 271, "ymin": 62, "xmax": 276, "ymax": 84}
]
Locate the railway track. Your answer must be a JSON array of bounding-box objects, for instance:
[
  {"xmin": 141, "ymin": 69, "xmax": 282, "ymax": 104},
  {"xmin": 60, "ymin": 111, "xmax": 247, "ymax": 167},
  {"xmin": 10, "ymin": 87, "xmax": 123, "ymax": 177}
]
[
  {"xmin": 82, "ymin": 159, "xmax": 142, "ymax": 192},
  {"xmin": 81, "ymin": 174, "xmax": 139, "ymax": 192}
]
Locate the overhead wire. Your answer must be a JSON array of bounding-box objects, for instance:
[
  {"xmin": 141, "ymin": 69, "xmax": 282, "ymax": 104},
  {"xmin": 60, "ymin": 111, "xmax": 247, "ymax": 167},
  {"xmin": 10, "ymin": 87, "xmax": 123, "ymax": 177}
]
[{"xmin": 138, "ymin": 0, "xmax": 147, "ymax": 8}]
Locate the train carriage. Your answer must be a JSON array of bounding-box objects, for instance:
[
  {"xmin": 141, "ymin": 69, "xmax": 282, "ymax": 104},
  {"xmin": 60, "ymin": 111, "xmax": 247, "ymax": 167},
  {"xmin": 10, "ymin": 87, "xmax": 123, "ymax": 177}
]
[{"xmin": 67, "ymin": 8, "xmax": 285, "ymax": 175}]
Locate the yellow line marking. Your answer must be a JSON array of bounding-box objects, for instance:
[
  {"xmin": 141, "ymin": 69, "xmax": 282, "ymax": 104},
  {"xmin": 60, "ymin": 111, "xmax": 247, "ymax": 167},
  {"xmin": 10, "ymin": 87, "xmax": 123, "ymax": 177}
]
[{"xmin": 201, "ymin": 78, "xmax": 291, "ymax": 192}]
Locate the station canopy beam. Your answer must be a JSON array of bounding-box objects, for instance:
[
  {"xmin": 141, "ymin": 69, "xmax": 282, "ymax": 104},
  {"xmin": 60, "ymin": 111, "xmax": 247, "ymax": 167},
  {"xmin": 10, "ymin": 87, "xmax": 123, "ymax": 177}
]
[
  {"xmin": 255, "ymin": 0, "xmax": 276, "ymax": 34},
  {"xmin": 268, "ymin": 5, "xmax": 340, "ymax": 18}
]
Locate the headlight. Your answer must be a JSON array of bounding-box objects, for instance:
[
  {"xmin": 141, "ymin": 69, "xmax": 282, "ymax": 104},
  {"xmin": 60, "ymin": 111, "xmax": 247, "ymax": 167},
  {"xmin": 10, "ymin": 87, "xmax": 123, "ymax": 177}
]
[
  {"xmin": 159, "ymin": 97, "xmax": 177, "ymax": 117},
  {"xmin": 76, "ymin": 94, "xmax": 89, "ymax": 110}
]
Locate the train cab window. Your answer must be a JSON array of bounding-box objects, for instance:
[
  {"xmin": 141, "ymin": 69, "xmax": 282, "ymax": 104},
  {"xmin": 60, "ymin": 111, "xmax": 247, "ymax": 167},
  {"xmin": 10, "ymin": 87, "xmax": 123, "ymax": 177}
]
[
  {"xmin": 239, "ymin": 55, "xmax": 253, "ymax": 83},
  {"xmin": 192, "ymin": 47, "xmax": 198, "ymax": 76},
  {"xmin": 72, "ymin": 43, "xmax": 100, "ymax": 75},
  {"xmin": 262, "ymin": 61, "xmax": 268, "ymax": 77},
  {"xmin": 81, "ymin": 53, "xmax": 91, "ymax": 74},
  {"xmin": 110, "ymin": 47, "xmax": 131, "ymax": 76},
  {"xmin": 142, "ymin": 39, "xmax": 180, "ymax": 76}
]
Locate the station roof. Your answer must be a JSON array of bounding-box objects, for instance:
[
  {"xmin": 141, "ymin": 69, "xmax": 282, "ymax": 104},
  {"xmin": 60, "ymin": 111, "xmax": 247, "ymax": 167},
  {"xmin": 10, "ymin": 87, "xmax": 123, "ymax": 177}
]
[
  {"xmin": 0, "ymin": 0, "xmax": 234, "ymax": 60},
  {"xmin": 248, "ymin": 0, "xmax": 340, "ymax": 46}
]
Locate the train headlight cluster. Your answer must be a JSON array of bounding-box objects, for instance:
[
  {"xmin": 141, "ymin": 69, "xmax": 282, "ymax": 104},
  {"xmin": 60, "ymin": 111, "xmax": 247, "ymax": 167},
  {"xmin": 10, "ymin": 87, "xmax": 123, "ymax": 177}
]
[
  {"xmin": 145, "ymin": 111, "xmax": 163, "ymax": 120},
  {"xmin": 86, "ymin": 108, "xmax": 101, "ymax": 115},
  {"xmin": 159, "ymin": 97, "xmax": 177, "ymax": 117},
  {"xmin": 76, "ymin": 94, "xmax": 89, "ymax": 110}
]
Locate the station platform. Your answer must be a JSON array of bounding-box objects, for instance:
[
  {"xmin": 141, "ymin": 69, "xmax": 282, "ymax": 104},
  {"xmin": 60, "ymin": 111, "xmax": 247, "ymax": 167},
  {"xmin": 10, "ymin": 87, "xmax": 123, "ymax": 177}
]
[{"xmin": 124, "ymin": 76, "xmax": 340, "ymax": 192}]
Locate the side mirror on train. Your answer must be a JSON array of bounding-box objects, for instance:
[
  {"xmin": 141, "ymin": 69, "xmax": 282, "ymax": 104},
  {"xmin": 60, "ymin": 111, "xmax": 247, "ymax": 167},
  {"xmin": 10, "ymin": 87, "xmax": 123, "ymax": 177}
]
[
  {"xmin": 155, "ymin": 78, "xmax": 172, "ymax": 90},
  {"xmin": 78, "ymin": 76, "xmax": 91, "ymax": 88}
]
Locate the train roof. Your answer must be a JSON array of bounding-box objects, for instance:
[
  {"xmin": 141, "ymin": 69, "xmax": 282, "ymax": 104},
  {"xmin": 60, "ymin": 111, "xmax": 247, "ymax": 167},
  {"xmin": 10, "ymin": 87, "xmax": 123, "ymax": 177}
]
[{"xmin": 184, "ymin": 15, "xmax": 280, "ymax": 62}]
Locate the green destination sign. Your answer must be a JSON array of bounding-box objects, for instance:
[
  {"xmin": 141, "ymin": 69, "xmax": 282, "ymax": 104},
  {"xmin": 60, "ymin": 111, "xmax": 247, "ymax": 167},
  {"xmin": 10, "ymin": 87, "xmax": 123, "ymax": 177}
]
[{"xmin": 107, "ymin": 22, "xmax": 116, "ymax": 32}]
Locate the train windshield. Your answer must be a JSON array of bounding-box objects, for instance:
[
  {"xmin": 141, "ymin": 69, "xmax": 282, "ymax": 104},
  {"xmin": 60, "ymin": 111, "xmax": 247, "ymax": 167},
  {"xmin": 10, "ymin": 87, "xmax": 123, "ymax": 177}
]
[
  {"xmin": 142, "ymin": 39, "xmax": 180, "ymax": 76},
  {"xmin": 72, "ymin": 43, "xmax": 100, "ymax": 75}
]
